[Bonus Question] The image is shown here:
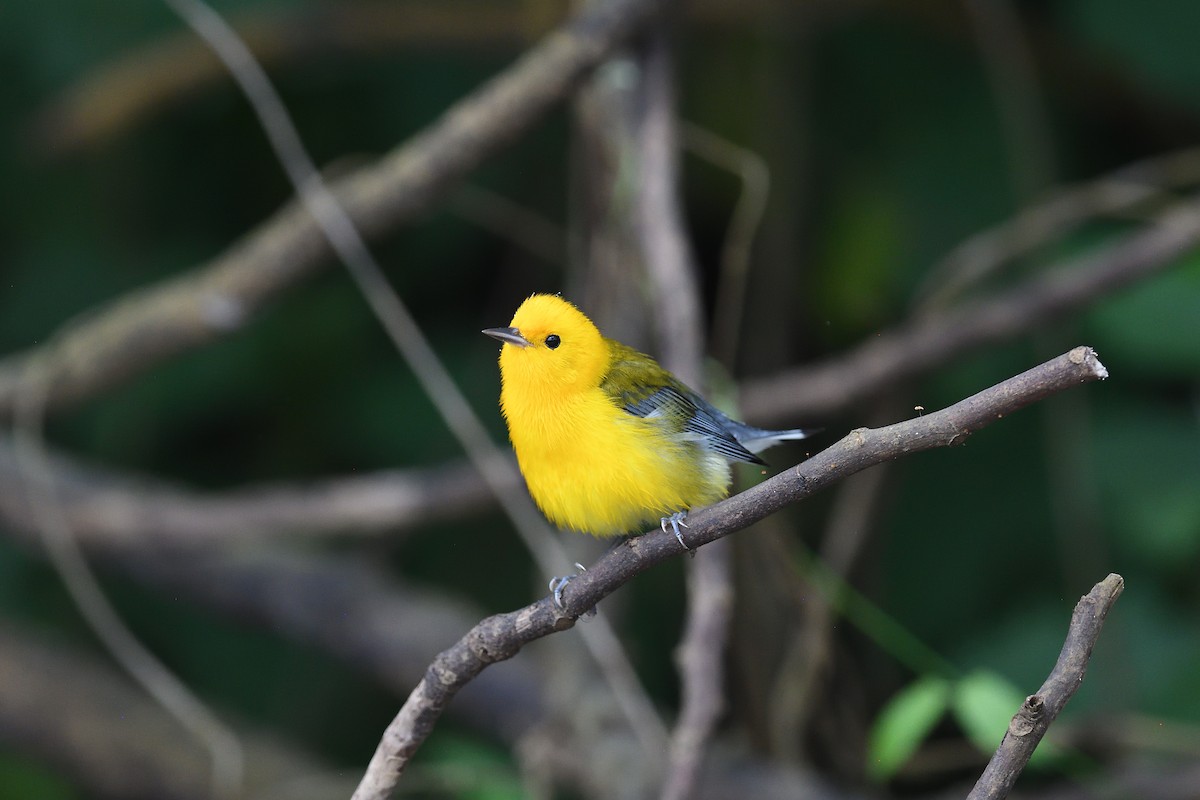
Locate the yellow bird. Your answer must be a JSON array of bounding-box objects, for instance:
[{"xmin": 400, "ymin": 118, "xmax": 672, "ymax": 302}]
[{"xmin": 484, "ymin": 294, "xmax": 815, "ymax": 549}]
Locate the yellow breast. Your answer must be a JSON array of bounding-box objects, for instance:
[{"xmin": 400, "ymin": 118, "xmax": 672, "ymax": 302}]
[{"xmin": 502, "ymin": 384, "xmax": 729, "ymax": 536}]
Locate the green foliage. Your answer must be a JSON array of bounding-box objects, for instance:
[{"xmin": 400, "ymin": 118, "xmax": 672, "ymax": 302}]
[
  {"xmin": 867, "ymin": 674, "xmax": 951, "ymax": 781},
  {"xmin": 953, "ymin": 670, "xmax": 1056, "ymax": 767},
  {"xmin": 418, "ymin": 734, "xmax": 526, "ymax": 800},
  {"xmin": 868, "ymin": 670, "xmax": 1058, "ymax": 782},
  {"xmin": 3, "ymin": 0, "xmax": 1200, "ymax": 796},
  {"xmin": 0, "ymin": 755, "xmax": 76, "ymax": 800}
]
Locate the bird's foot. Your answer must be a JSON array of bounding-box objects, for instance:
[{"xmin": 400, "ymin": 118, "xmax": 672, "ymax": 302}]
[
  {"xmin": 660, "ymin": 511, "xmax": 690, "ymax": 550},
  {"xmin": 549, "ymin": 562, "xmax": 595, "ymax": 616}
]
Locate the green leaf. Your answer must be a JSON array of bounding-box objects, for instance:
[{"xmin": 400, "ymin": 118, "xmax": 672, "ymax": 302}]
[
  {"xmin": 867, "ymin": 675, "xmax": 951, "ymax": 781},
  {"xmin": 952, "ymin": 670, "xmax": 1055, "ymax": 767},
  {"xmin": 0, "ymin": 753, "xmax": 76, "ymax": 800}
]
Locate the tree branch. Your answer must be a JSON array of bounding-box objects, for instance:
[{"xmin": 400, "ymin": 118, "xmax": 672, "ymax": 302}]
[
  {"xmin": 0, "ymin": 620, "xmax": 356, "ymax": 800},
  {"xmin": 0, "ymin": 0, "xmax": 665, "ymax": 419},
  {"xmin": 631, "ymin": 18, "xmax": 729, "ymax": 800},
  {"xmin": 0, "ymin": 439, "xmax": 500, "ymax": 545},
  {"xmin": 741, "ymin": 199, "xmax": 1200, "ymax": 425},
  {"xmin": 28, "ymin": 2, "xmax": 545, "ymax": 157},
  {"xmin": 662, "ymin": 536, "xmax": 734, "ymax": 800},
  {"xmin": 352, "ymin": 346, "xmax": 1109, "ymax": 799},
  {"xmin": 967, "ymin": 572, "xmax": 1125, "ymax": 800}
]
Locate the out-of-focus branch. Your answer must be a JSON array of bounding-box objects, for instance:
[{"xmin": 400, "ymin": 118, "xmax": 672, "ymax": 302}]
[
  {"xmin": 742, "ymin": 202, "xmax": 1200, "ymax": 425},
  {"xmin": 686, "ymin": 123, "xmax": 771, "ymax": 368},
  {"xmin": 0, "ymin": 621, "xmax": 356, "ymax": 800},
  {"xmin": 165, "ymin": 0, "xmax": 668, "ymax": 772},
  {"xmin": 28, "ymin": 2, "xmax": 544, "ymax": 158},
  {"xmin": 965, "ymin": 0, "xmax": 1056, "ymax": 205},
  {"xmin": 0, "ymin": 490, "xmax": 549, "ymax": 742},
  {"xmin": 967, "ymin": 573, "xmax": 1125, "ymax": 799},
  {"xmin": 633, "ymin": 23, "xmax": 729, "ymax": 800},
  {"xmin": 662, "ymin": 536, "xmax": 734, "ymax": 800},
  {"xmin": 0, "ymin": 0, "xmax": 666, "ymax": 420},
  {"xmin": 636, "ymin": 26, "xmax": 704, "ymax": 385},
  {"xmin": 0, "ymin": 618, "xmax": 857, "ymax": 800},
  {"xmin": 0, "ymin": 437, "xmax": 499, "ymax": 546},
  {"xmin": 1018, "ymin": 761, "xmax": 1200, "ymax": 800},
  {"xmin": 352, "ymin": 347, "xmax": 1109, "ymax": 799},
  {"xmin": 637, "ymin": 33, "xmax": 734, "ymax": 800},
  {"xmin": 768, "ymin": 455, "xmax": 891, "ymax": 757},
  {"xmin": 915, "ymin": 146, "xmax": 1200, "ymax": 311},
  {"xmin": 118, "ymin": 545, "xmax": 548, "ymax": 741},
  {"xmin": 2, "ymin": 170, "xmax": 1185, "ymax": 547}
]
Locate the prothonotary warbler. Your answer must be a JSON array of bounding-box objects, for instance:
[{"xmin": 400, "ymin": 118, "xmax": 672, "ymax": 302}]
[{"xmin": 483, "ymin": 294, "xmax": 816, "ymax": 552}]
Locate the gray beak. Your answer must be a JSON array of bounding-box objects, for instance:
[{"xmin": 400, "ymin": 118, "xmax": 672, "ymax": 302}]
[{"xmin": 482, "ymin": 327, "xmax": 532, "ymax": 347}]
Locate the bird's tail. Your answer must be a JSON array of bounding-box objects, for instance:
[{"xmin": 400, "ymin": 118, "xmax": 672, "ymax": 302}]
[{"xmin": 732, "ymin": 423, "xmax": 821, "ymax": 455}]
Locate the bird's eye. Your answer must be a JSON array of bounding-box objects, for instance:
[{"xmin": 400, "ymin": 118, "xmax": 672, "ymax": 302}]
[{"xmin": 545, "ymin": 334, "xmax": 561, "ymax": 349}]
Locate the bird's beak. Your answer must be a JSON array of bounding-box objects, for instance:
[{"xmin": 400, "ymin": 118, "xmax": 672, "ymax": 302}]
[{"xmin": 482, "ymin": 326, "xmax": 532, "ymax": 348}]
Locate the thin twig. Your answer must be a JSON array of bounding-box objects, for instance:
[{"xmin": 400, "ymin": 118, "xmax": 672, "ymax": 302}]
[
  {"xmin": 633, "ymin": 23, "xmax": 731, "ymax": 800},
  {"xmin": 636, "ymin": 23, "xmax": 704, "ymax": 386},
  {"xmin": 965, "ymin": 0, "xmax": 1056, "ymax": 204},
  {"xmin": 681, "ymin": 123, "xmax": 770, "ymax": 368},
  {"xmin": 0, "ymin": 0, "xmax": 667, "ymax": 420},
  {"xmin": 661, "ymin": 536, "xmax": 734, "ymax": 800},
  {"xmin": 742, "ymin": 202, "xmax": 1200, "ymax": 424},
  {"xmin": 0, "ymin": 477, "xmax": 549, "ymax": 742},
  {"xmin": 967, "ymin": 573, "xmax": 1125, "ymax": 799},
  {"xmin": 449, "ymin": 183, "xmax": 566, "ymax": 266},
  {"xmin": 27, "ymin": 2, "xmax": 546, "ymax": 158},
  {"xmin": 0, "ymin": 621, "xmax": 353, "ymax": 800},
  {"xmin": 12, "ymin": 357, "xmax": 245, "ymax": 799},
  {"xmin": 768, "ymin": 456, "xmax": 891, "ymax": 756},
  {"xmin": 352, "ymin": 346, "xmax": 1109, "ymax": 799},
  {"xmin": 914, "ymin": 146, "xmax": 1200, "ymax": 311},
  {"xmin": 0, "ymin": 441, "xmax": 499, "ymax": 545},
  {"xmin": 0, "ymin": 178, "xmax": 1181, "ymax": 548},
  {"xmin": 164, "ymin": 0, "xmax": 667, "ymax": 760}
]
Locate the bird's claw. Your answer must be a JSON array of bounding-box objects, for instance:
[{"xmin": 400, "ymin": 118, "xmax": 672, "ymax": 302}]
[
  {"xmin": 549, "ymin": 563, "xmax": 594, "ymax": 616},
  {"xmin": 548, "ymin": 575, "xmax": 572, "ymax": 609},
  {"xmin": 661, "ymin": 511, "xmax": 690, "ymax": 550}
]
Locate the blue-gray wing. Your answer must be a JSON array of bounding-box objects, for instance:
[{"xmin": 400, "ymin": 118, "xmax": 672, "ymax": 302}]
[{"xmin": 622, "ymin": 385, "xmax": 766, "ymax": 465}]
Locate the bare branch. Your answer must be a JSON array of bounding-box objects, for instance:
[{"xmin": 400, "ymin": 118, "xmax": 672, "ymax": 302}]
[
  {"xmin": 915, "ymin": 146, "xmax": 1200, "ymax": 310},
  {"xmin": 633, "ymin": 24, "xmax": 728, "ymax": 800},
  {"xmin": 116, "ymin": 546, "xmax": 549, "ymax": 741},
  {"xmin": 352, "ymin": 346, "xmax": 1109, "ymax": 799},
  {"xmin": 0, "ymin": 473, "xmax": 549, "ymax": 743},
  {"xmin": 0, "ymin": 186, "xmax": 1166, "ymax": 550},
  {"xmin": 967, "ymin": 572, "xmax": 1125, "ymax": 799},
  {"xmin": 661, "ymin": 537, "xmax": 734, "ymax": 800},
  {"xmin": 28, "ymin": 2, "xmax": 542, "ymax": 157},
  {"xmin": 0, "ymin": 0, "xmax": 666, "ymax": 419},
  {"xmin": 636, "ymin": 24, "xmax": 704, "ymax": 386},
  {"xmin": 0, "ymin": 440, "xmax": 499, "ymax": 545},
  {"xmin": 163, "ymin": 0, "xmax": 669, "ymax": 766},
  {"xmin": 742, "ymin": 204, "xmax": 1200, "ymax": 424},
  {"xmin": 0, "ymin": 621, "xmax": 355, "ymax": 800}
]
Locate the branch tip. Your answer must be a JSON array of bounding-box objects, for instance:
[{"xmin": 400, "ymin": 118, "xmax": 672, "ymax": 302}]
[{"xmin": 1067, "ymin": 345, "xmax": 1108, "ymax": 380}]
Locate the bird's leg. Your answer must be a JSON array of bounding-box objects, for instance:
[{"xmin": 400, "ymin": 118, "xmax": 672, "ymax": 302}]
[{"xmin": 661, "ymin": 510, "xmax": 690, "ymax": 550}]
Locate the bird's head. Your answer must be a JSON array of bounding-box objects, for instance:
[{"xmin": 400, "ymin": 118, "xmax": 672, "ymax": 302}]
[{"xmin": 483, "ymin": 294, "xmax": 609, "ymax": 395}]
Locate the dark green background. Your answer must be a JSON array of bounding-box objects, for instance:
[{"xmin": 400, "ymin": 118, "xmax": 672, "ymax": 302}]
[{"xmin": 2, "ymin": 0, "xmax": 1199, "ymax": 796}]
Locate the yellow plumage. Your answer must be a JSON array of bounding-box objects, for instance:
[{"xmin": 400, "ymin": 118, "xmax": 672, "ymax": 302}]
[{"xmin": 484, "ymin": 294, "xmax": 813, "ymax": 538}]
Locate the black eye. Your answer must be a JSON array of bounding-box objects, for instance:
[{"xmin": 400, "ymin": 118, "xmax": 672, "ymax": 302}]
[{"xmin": 545, "ymin": 334, "xmax": 561, "ymax": 349}]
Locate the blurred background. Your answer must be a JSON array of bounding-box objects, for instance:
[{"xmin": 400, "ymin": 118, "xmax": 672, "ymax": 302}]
[{"xmin": 2, "ymin": 0, "xmax": 1200, "ymax": 798}]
